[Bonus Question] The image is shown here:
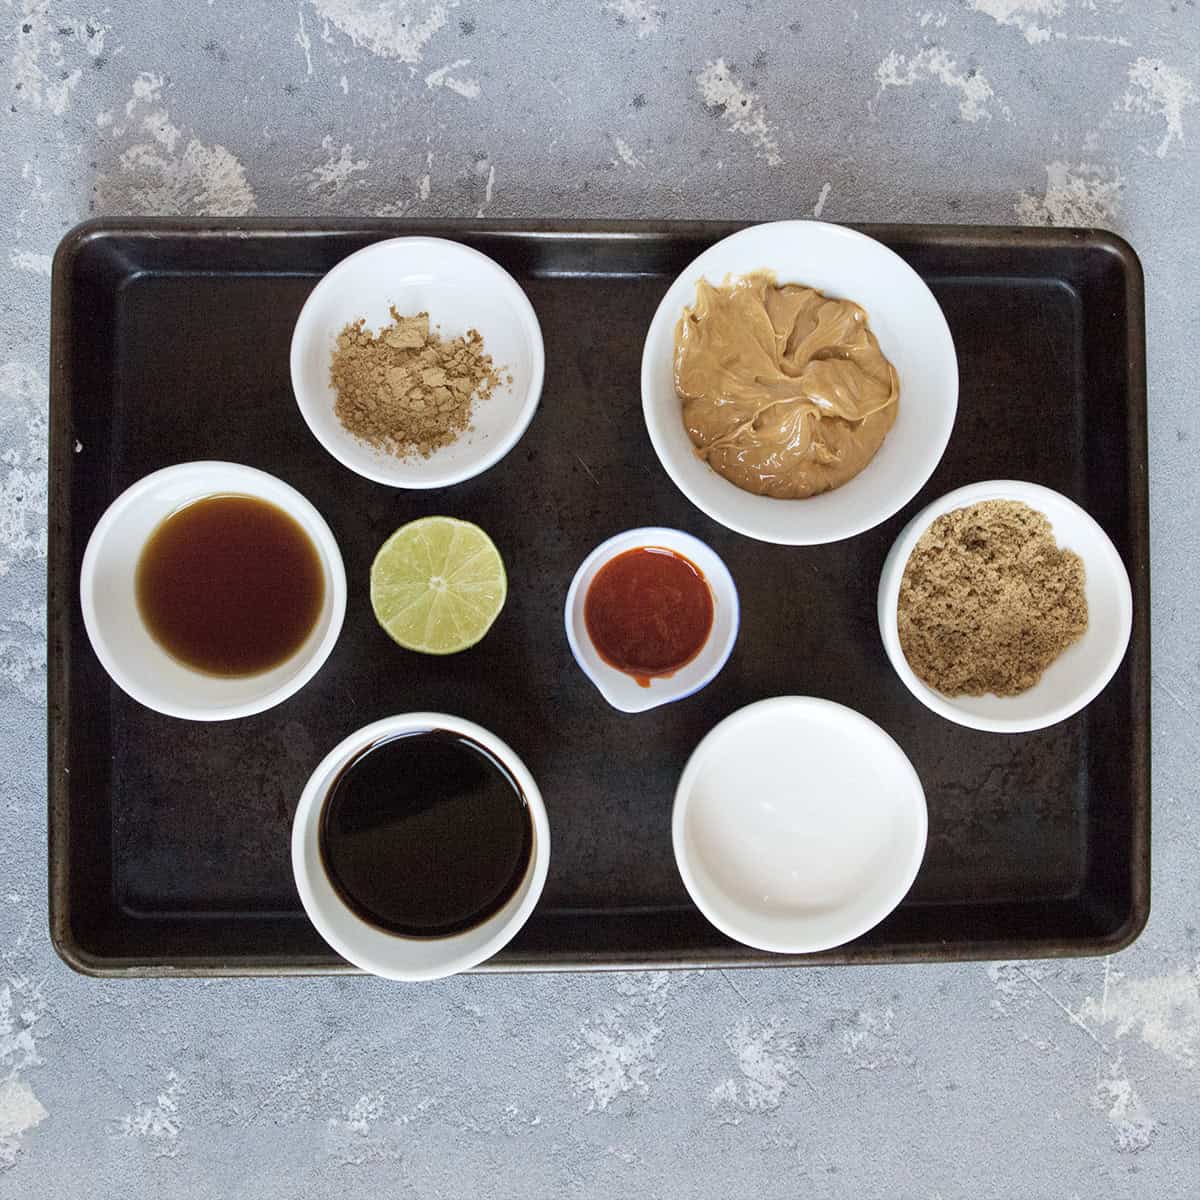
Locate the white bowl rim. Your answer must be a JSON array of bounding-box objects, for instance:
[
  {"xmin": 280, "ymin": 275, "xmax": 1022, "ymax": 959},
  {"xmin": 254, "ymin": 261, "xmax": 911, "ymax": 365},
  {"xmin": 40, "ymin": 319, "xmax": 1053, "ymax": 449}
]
[
  {"xmin": 290, "ymin": 712, "xmax": 551, "ymax": 980},
  {"xmin": 79, "ymin": 460, "xmax": 347, "ymax": 722},
  {"xmin": 672, "ymin": 695, "xmax": 928, "ymax": 954},
  {"xmin": 640, "ymin": 219, "xmax": 959, "ymax": 545},
  {"xmin": 877, "ymin": 479, "xmax": 1134, "ymax": 733},
  {"xmin": 288, "ymin": 235, "xmax": 545, "ymax": 489},
  {"xmin": 563, "ymin": 526, "xmax": 740, "ymax": 713}
]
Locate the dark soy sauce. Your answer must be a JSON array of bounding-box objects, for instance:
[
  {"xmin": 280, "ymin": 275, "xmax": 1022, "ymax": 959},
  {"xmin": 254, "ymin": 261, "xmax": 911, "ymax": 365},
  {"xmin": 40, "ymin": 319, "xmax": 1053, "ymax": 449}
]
[
  {"xmin": 136, "ymin": 494, "xmax": 324, "ymax": 676},
  {"xmin": 319, "ymin": 730, "xmax": 533, "ymax": 938}
]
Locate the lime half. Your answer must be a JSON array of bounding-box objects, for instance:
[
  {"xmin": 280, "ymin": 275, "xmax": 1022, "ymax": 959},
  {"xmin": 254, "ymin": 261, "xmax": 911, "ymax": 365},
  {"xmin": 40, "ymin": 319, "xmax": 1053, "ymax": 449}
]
[{"xmin": 370, "ymin": 516, "xmax": 507, "ymax": 655}]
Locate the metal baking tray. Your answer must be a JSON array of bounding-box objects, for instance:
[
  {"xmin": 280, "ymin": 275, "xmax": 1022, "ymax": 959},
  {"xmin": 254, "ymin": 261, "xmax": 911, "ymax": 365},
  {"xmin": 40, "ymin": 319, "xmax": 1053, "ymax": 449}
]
[{"xmin": 47, "ymin": 219, "xmax": 1150, "ymax": 976}]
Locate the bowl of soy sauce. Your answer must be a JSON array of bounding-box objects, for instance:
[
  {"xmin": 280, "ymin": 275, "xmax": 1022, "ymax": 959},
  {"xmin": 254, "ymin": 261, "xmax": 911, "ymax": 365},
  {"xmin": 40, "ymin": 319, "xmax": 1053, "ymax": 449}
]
[{"xmin": 291, "ymin": 713, "xmax": 550, "ymax": 981}]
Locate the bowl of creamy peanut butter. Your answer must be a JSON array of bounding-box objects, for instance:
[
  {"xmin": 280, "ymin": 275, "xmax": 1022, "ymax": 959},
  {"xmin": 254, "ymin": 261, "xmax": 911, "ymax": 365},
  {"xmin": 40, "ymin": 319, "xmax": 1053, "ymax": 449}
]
[{"xmin": 641, "ymin": 221, "xmax": 958, "ymax": 545}]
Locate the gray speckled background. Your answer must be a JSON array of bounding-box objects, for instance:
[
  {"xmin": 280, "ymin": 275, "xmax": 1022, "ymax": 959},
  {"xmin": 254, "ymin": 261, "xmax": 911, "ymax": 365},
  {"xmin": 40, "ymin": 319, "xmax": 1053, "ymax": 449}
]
[{"xmin": 2, "ymin": 2, "xmax": 1198, "ymax": 1196}]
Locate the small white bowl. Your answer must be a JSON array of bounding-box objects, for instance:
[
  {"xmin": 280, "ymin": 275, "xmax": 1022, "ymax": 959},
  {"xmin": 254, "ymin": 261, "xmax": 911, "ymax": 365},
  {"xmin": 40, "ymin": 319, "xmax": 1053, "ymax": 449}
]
[
  {"xmin": 291, "ymin": 713, "xmax": 550, "ymax": 981},
  {"xmin": 878, "ymin": 480, "xmax": 1133, "ymax": 733},
  {"xmin": 80, "ymin": 461, "xmax": 346, "ymax": 721},
  {"xmin": 673, "ymin": 697, "xmax": 927, "ymax": 954},
  {"xmin": 564, "ymin": 527, "xmax": 739, "ymax": 714},
  {"xmin": 641, "ymin": 220, "xmax": 958, "ymax": 545},
  {"xmin": 290, "ymin": 236, "xmax": 545, "ymax": 488}
]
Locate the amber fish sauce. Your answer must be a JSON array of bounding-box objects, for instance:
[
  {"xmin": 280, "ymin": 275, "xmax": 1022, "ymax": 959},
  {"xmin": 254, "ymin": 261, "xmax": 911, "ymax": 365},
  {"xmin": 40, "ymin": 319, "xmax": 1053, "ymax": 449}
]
[{"xmin": 135, "ymin": 493, "xmax": 324, "ymax": 676}]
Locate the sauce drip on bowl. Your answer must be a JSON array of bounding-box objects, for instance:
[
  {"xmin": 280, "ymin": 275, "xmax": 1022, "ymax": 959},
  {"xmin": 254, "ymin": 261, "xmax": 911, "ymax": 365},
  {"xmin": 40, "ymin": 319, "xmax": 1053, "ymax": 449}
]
[{"xmin": 583, "ymin": 546, "xmax": 714, "ymax": 687}]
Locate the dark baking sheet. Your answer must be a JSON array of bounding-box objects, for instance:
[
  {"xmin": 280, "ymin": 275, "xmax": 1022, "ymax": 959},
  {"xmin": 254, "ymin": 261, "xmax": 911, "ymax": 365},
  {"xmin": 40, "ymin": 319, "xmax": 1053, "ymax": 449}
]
[{"xmin": 47, "ymin": 220, "xmax": 1149, "ymax": 976}]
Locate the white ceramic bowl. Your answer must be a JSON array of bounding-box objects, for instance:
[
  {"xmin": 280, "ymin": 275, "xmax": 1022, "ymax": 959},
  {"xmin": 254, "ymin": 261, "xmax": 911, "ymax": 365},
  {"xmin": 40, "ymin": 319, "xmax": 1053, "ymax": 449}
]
[
  {"xmin": 80, "ymin": 461, "xmax": 346, "ymax": 721},
  {"xmin": 291, "ymin": 713, "xmax": 550, "ymax": 981},
  {"xmin": 290, "ymin": 236, "xmax": 545, "ymax": 488},
  {"xmin": 878, "ymin": 480, "xmax": 1133, "ymax": 733},
  {"xmin": 641, "ymin": 220, "xmax": 958, "ymax": 545},
  {"xmin": 673, "ymin": 697, "xmax": 927, "ymax": 954},
  {"xmin": 564, "ymin": 527, "xmax": 739, "ymax": 714}
]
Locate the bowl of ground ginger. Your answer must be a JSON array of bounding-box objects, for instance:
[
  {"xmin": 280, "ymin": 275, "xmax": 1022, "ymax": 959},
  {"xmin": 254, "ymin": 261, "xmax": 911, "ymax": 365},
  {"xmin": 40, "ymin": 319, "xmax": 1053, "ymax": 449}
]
[
  {"xmin": 290, "ymin": 237, "xmax": 544, "ymax": 488},
  {"xmin": 877, "ymin": 481, "xmax": 1133, "ymax": 733}
]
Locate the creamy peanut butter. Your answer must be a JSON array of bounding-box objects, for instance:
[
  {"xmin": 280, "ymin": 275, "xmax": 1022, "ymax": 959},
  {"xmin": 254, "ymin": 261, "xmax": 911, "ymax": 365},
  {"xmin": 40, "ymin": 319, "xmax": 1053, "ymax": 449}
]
[{"xmin": 673, "ymin": 272, "xmax": 900, "ymax": 499}]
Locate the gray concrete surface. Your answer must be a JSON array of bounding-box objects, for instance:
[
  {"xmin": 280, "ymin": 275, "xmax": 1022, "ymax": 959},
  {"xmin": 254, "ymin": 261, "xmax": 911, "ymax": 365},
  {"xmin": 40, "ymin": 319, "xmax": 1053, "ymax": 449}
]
[{"xmin": 2, "ymin": 2, "xmax": 1198, "ymax": 1196}]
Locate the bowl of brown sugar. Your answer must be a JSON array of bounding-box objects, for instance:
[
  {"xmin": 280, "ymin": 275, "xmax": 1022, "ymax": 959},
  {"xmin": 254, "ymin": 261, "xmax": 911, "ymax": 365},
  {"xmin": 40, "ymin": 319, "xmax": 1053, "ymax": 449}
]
[
  {"xmin": 291, "ymin": 237, "xmax": 544, "ymax": 488},
  {"xmin": 877, "ymin": 480, "xmax": 1133, "ymax": 733}
]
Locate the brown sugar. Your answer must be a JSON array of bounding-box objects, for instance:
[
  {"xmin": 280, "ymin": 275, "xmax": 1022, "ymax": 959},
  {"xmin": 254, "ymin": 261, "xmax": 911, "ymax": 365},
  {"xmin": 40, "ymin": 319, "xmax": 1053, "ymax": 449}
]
[
  {"xmin": 897, "ymin": 500, "xmax": 1088, "ymax": 697},
  {"xmin": 330, "ymin": 308, "xmax": 503, "ymax": 458}
]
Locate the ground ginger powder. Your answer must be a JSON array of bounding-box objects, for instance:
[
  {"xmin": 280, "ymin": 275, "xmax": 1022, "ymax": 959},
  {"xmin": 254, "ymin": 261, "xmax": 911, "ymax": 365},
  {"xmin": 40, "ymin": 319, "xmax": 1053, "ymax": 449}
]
[
  {"xmin": 330, "ymin": 308, "xmax": 503, "ymax": 458},
  {"xmin": 897, "ymin": 500, "xmax": 1088, "ymax": 697}
]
